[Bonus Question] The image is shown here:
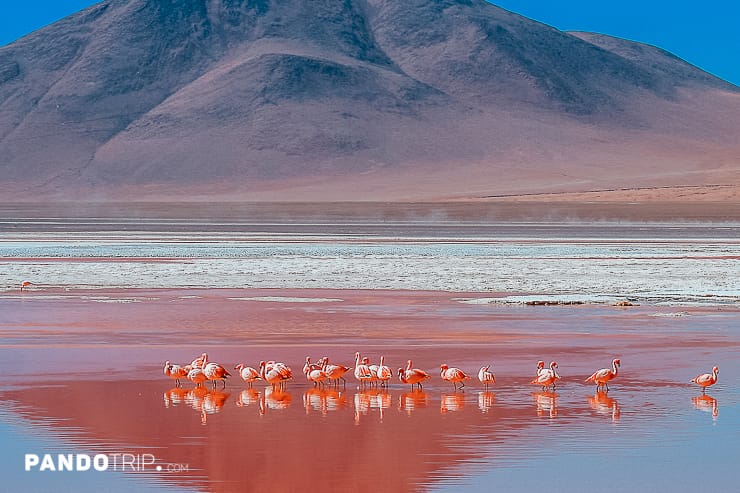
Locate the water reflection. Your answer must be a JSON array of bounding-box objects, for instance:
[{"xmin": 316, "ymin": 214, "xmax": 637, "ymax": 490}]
[
  {"xmin": 691, "ymin": 394, "xmax": 718, "ymax": 419},
  {"xmin": 353, "ymin": 389, "xmax": 391, "ymax": 423},
  {"xmin": 260, "ymin": 387, "xmax": 292, "ymax": 415},
  {"xmin": 399, "ymin": 390, "xmax": 429, "ymax": 416},
  {"xmin": 478, "ymin": 391, "xmax": 495, "ymax": 414},
  {"xmin": 236, "ymin": 388, "xmax": 261, "ymax": 408},
  {"xmin": 4, "ymin": 377, "xmax": 736, "ymax": 493},
  {"xmin": 304, "ymin": 388, "xmax": 347, "ymax": 416},
  {"xmin": 440, "ymin": 393, "xmax": 465, "ymax": 414},
  {"xmin": 163, "ymin": 387, "xmax": 189, "ymax": 408},
  {"xmin": 533, "ymin": 391, "xmax": 558, "ymax": 418},
  {"xmin": 588, "ymin": 391, "xmax": 620, "ymax": 423}
]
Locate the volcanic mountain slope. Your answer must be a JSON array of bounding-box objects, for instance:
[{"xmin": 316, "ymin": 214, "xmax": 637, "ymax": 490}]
[{"xmin": 0, "ymin": 0, "xmax": 738, "ymax": 201}]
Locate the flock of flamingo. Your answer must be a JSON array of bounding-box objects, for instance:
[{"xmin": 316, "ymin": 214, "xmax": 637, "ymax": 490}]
[{"xmin": 164, "ymin": 353, "xmax": 720, "ymax": 394}]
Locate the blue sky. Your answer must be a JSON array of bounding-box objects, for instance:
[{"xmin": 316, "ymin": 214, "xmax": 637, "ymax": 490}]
[{"xmin": 1, "ymin": 0, "xmax": 738, "ymax": 85}]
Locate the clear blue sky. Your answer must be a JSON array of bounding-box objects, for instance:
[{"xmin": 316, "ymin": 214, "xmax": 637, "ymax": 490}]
[{"xmin": 1, "ymin": 0, "xmax": 738, "ymax": 86}]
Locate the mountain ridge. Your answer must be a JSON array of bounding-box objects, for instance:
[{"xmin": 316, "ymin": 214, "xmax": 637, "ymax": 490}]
[{"xmin": 0, "ymin": 0, "xmax": 738, "ymax": 201}]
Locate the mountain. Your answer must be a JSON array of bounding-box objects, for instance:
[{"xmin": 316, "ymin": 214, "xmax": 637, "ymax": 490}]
[{"xmin": 0, "ymin": 0, "xmax": 738, "ymax": 201}]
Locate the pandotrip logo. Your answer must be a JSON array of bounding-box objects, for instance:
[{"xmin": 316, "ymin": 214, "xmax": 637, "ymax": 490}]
[{"xmin": 24, "ymin": 453, "xmax": 190, "ymax": 473}]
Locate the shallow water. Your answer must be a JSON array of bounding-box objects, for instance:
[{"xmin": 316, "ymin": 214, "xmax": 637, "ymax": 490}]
[
  {"xmin": 1, "ymin": 289, "xmax": 738, "ymax": 492},
  {"xmin": 1, "ymin": 365, "xmax": 736, "ymax": 493},
  {"xmin": 1, "ymin": 204, "xmax": 738, "ymax": 491}
]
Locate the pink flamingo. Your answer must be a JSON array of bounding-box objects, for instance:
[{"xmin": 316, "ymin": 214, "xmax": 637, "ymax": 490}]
[
  {"xmin": 478, "ymin": 365, "xmax": 495, "ymax": 390},
  {"xmin": 320, "ymin": 357, "xmax": 351, "ymax": 387},
  {"xmin": 20, "ymin": 281, "xmax": 32, "ymax": 292},
  {"xmin": 398, "ymin": 360, "xmax": 431, "ymax": 390},
  {"xmin": 354, "ymin": 352, "xmax": 373, "ymax": 388},
  {"xmin": 234, "ymin": 364, "xmax": 261, "ymax": 387},
  {"xmin": 259, "ymin": 361, "xmax": 292, "ymax": 390},
  {"xmin": 440, "ymin": 364, "xmax": 471, "ymax": 390},
  {"xmin": 190, "ymin": 352, "xmax": 208, "ymax": 369},
  {"xmin": 303, "ymin": 356, "xmax": 323, "ymax": 375},
  {"xmin": 164, "ymin": 361, "xmax": 189, "ymax": 387},
  {"xmin": 690, "ymin": 366, "xmax": 719, "ymax": 393},
  {"xmin": 530, "ymin": 361, "xmax": 560, "ymax": 391},
  {"xmin": 363, "ymin": 357, "xmax": 380, "ymax": 387},
  {"xmin": 376, "ymin": 356, "xmax": 393, "ymax": 388},
  {"xmin": 203, "ymin": 361, "xmax": 231, "ymax": 389},
  {"xmin": 304, "ymin": 362, "xmax": 328, "ymax": 388},
  {"xmin": 585, "ymin": 358, "xmax": 620, "ymax": 392},
  {"xmin": 536, "ymin": 360, "xmax": 546, "ymax": 376}
]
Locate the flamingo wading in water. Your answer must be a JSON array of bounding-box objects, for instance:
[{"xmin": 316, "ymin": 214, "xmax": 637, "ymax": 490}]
[
  {"xmin": 585, "ymin": 358, "xmax": 621, "ymax": 392},
  {"xmin": 203, "ymin": 361, "xmax": 231, "ymax": 389},
  {"xmin": 234, "ymin": 364, "xmax": 261, "ymax": 387},
  {"xmin": 478, "ymin": 365, "xmax": 495, "ymax": 390},
  {"xmin": 690, "ymin": 366, "xmax": 719, "ymax": 393},
  {"xmin": 530, "ymin": 361, "xmax": 560, "ymax": 391},
  {"xmin": 398, "ymin": 360, "xmax": 431, "ymax": 390},
  {"xmin": 164, "ymin": 361, "xmax": 189, "ymax": 387},
  {"xmin": 440, "ymin": 364, "xmax": 471, "ymax": 390}
]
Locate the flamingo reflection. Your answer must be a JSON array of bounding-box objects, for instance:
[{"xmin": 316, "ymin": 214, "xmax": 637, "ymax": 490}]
[
  {"xmin": 533, "ymin": 391, "xmax": 558, "ymax": 418},
  {"xmin": 236, "ymin": 388, "xmax": 261, "ymax": 408},
  {"xmin": 171, "ymin": 387, "xmax": 231, "ymax": 424},
  {"xmin": 398, "ymin": 390, "xmax": 429, "ymax": 416},
  {"xmin": 478, "ymin": 391, "xmax": 495, "ymax": 414},
  {"xmin": 163, "ymin": 387, "xmax": 189, "ymax": 408},
  {"xmin": 588, "ymin": 391, "xmax": 620, "ymax": 422},
  {"xmin": 440, "ymin": 393, "xmax": 465, "ymax": 414},
  {"xmin": 353, "ymin": 389, "xmax": 391, "ymax": 424},
  {"xmin": 304, "ymin": 388, "xmax": 346, "ymax": 416},
  {"xmin": 692, "ymin": 394, "xmax": 718, "ymax": 419},
  {"xmin": 260, "ymin": 387, "xmax": 292, "ymax": 415}
]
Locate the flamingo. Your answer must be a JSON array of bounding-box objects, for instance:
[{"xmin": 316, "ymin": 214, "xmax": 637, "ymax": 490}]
[
  {"xmin": 530, "ymin": 361, "xmax": 560, "ymax": 391},
  {"xmin": 303, "ymin": 357, "xmax": 323, "ymax": 375},
  {"xmin": 304, "ymin": 365, "xmax": 328, "ymax": 388},
  {"xmin": 190, "ymin": 352, "xmax": 208, "ymax": 369},
  {"xmin": 440, "ymin": 364, "xmax": 471, "ymax": 390},
  {"xmin": 187, "ymin": 367, "xmax": 208, "ymax": 387},
  {"xmin": 376, "ymin": 356, "xmax": 393, "ymax": 387},
  {"xmin": 266, "ymin": 361, "xmax": 293, "ymax": 380},
  {"xmin": 164, "ymin": 361, "xmax": 189, "ymax": 386},
  {"xmin": 363, "ymin": 357, "xmax": 380, "ymax": 387},
  {"xmin": 234, "ymin": 364, "xmax": 261, "ymax": 387},
  {"xmin": 203, "ymin": 361, "xmax": 230, "ymax": 389},
  {"xmin": 585, "ymin": 358, "xmax": 620, "ymax": 392},
  {"xmin": 690, "ymin": 366, "xmax": 719, "ymax": 393},
  {"xmin": 536, "ymin": 360, "xmax": 546, "ymax": 376},
  {"xmin": 259, "ymin": 361, "xmax": 292, "ymax": 390},
  {"xmin": 478, "ymin": 365, "xmax": 495, "ymax": 390},
  {"xmin": 20, "ymin": 281, "xmax": 32, "ymax": 292},
  {"xmin": 321, "ymin": 357, "xmax": 351, "ymax": 387},
  {"xmin": 354, "ymin": 352, "xmax": 373, "ymax": 388},
  {"xmin": 398, "ymin": 360, "xmax": 431, "ymax": 390}
]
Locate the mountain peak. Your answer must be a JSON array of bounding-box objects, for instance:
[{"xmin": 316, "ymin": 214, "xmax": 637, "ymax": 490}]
[{"xmin": 1, "ymin": 0, "xmax": 738, "ymax": 201}]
